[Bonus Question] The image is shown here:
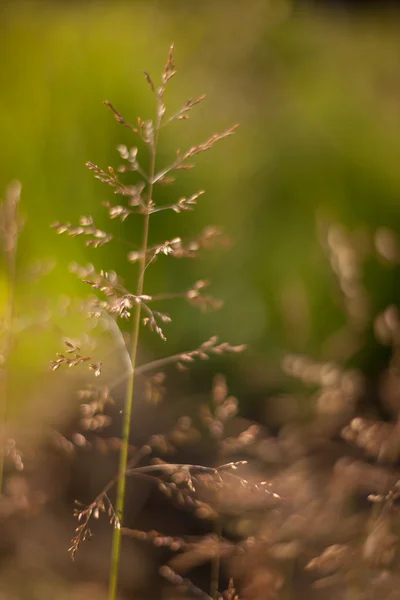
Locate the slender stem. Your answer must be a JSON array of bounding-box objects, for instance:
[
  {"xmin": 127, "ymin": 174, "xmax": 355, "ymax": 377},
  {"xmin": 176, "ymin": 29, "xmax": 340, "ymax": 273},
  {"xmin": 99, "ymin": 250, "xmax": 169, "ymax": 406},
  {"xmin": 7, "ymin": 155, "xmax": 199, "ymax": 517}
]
[
  {"xmin": 96, "ymin": 342, "xmax": 209, "ymax": 402},
  {"xmin": 148, "ymin": 204, "xmax": 182, "ymax": 215},
  {"xmin": 135, "ymin": 350, "xmax": 190, "ymax": 375},
  {"xmin": 0, "ymin": 184, "xmax": 20, "ymax": 497},
  {"xmin": 147, "ymin": 292, "xmax": 185, "ymax": 302},
  {"xmin": 0, "ymin": 288, "xmax": 16, "ymax": 496},
  {"xmin": 108, "ymin": 103, "xmax": 161, "ymax": 600}
]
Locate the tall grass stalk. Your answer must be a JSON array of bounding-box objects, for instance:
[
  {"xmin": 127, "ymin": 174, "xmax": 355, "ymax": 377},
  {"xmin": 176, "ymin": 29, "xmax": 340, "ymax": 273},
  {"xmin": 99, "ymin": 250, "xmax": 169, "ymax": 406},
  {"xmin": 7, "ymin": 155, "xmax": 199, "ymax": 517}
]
[
  {"xmin": 53, "ymin": 45, "xmax": 239, "ymax": 597},
  {"xmin": 108, "ymin": 84, "xmax": 161, "ymax": 600}
]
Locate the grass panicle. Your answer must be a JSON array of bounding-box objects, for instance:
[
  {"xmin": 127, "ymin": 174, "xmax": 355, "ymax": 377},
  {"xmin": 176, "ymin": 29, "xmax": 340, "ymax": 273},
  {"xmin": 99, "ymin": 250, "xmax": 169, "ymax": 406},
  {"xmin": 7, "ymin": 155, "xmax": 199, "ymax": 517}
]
[{"xmin": 52, "ymin": 45, "xmax": 241, "ymax": 599}]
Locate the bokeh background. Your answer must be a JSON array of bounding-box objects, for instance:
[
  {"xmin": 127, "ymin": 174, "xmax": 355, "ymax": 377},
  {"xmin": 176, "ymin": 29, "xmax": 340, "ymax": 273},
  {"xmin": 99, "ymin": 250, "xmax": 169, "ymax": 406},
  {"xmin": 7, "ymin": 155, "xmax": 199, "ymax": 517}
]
[
  {"xmin": 3, "ymin": 0, "xmax": 400, "ymax": 382},
  {"xmin": 3, "ymin": 0, "xmax": 400, "ymax": 598}
]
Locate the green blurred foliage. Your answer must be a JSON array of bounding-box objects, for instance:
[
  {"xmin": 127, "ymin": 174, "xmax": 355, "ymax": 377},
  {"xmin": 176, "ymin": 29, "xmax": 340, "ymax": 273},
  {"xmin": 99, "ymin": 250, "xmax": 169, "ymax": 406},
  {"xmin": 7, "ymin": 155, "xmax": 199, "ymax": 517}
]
[{"xmin": 2, "ymin": 0, "xmax": 400, "ymax": 409}]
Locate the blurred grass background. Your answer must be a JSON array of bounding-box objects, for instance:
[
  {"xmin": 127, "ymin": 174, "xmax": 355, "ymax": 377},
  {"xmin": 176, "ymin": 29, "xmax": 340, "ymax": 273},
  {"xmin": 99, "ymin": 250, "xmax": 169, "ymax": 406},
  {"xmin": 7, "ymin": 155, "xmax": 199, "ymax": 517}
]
[
  {"xmin": 3, "ymin": 2, "xmax": 400, "ymax": 598},
  {"xmin": 2, "ymin": 0, "xmax": 400, "ymax": 410}
]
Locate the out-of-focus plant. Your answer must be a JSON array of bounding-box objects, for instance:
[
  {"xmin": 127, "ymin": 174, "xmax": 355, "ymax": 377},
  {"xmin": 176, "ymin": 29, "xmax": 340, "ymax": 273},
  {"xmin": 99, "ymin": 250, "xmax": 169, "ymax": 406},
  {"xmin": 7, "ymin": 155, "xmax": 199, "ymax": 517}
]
[{"xmin": 0, "ymin": 182, "xmax": 22, "ymax": 494}]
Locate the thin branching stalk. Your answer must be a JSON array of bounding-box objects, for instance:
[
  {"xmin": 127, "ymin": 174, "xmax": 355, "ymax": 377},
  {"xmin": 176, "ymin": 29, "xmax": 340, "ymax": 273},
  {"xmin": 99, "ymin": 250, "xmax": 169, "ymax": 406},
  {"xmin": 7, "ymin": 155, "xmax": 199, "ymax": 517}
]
[
  {"xmin": 108, "ymin": 91, "xmax": 162, "ymax": 600},
  {"xmin": 55, "ymin": 46, "xmax": 241, "ymax": 596},
  {"xmin": 106, "ymin": 337, "xmax": 240, "ymax": 390}
]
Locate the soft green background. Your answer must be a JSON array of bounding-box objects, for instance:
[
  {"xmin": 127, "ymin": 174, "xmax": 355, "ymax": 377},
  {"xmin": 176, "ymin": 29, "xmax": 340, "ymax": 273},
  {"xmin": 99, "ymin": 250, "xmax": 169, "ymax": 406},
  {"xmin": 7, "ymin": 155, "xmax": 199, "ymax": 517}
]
[{"xmin": 2, "ymin": 0, "xmax": 400, "ymax": 408}]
